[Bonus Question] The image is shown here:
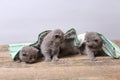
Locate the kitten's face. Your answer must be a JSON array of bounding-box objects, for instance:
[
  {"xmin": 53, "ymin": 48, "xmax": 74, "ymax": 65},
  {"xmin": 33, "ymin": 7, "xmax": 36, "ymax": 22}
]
[
  {"xmin": 85, "ymin": 32, "xmax": 103, "ymax": 50},
  {"xmin": 53, "ymin": 30, "xmax": 64, "ymax": 44},
  {"xmin": 19, "ymin": 46, "xmax": 38, "ymax": 64}
]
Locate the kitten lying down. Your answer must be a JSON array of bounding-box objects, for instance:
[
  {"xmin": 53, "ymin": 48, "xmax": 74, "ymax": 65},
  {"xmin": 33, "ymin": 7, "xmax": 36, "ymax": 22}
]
[{"xmin": 15, "ymin": 46, "xmax": 39, "ymax": 64}]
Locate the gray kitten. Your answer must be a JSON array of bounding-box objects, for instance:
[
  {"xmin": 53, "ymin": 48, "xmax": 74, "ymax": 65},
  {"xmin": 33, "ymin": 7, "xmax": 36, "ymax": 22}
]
[
  {"xmin": 59, "ymin": 37, "xmax": 80, "ymax": 57},
  {"xmin": 83, "ymin": 32, "xmax": 104, "ymax": 61},
  {"xmin": 17, "ymin": 46, "xmax": 39, "ymax": 63},
  {"xmin": 41, "ymin": 29, "xmax": 64, "ymax": 62}
]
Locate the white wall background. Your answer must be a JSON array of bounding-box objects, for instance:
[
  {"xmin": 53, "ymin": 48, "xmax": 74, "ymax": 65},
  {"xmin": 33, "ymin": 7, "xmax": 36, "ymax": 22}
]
[{"xmin": 0, "ymin": 0, "xmax": 120, "ymax": 44}]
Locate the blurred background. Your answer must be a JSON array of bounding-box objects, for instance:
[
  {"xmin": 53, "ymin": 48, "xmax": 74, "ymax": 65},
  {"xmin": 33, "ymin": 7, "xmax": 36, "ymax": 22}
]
[{"xmin": 0, "ymin": 0, "xmax": 120, "ymax": 45}]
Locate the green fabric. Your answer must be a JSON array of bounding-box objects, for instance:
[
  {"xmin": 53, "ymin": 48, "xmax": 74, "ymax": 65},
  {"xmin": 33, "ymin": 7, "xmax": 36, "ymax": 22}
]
[
  {"xmin": 64, "ymin": 28, "xmax": 80, "ymax": 47},
  {"xmin": 30, "ymin": 30, "xmax": 51, "ymax": 47},
  {"xmin": 9, "ymin": 29, "xmax": 120, "ymax": 60},
  {"xmin": 77, "ymin": 33, "xmax": 86, "ymax": 47},
  {"xmin": 9, "ymin": 28, "xmax": 78, "ymax": 60},
  {"xmin": 9, "ymin": 30, "xmax": 51, "ymax": 60},
  {"xmin": 99, "ymin": 34, "xmax": 120, "ymax": 58},
  {"xmin": 9, "ymin": 29, "xmax": 77, "ymax": 60},
  {"xmin": 8, "ymin": 43, "xmax": 32, "ymax": 59}
]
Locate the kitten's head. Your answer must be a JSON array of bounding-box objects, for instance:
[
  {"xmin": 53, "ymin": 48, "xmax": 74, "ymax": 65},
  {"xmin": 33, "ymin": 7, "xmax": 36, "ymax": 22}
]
[
  {"xmin": 19, "ymin": 46, "xmax": 38, "ymax": 64},
  {"xmin": 85, "ymin": 32, "xmax": 103, "ymax": 50},
  {"xmin": 52, "ymin": 29, "xmax": 64, "ymax": 44}
]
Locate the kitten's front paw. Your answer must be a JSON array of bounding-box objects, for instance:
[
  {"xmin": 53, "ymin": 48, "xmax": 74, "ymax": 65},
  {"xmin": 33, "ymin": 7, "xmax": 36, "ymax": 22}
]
[
  {"xmin": 45, "ymin": 58, "xmax": 52, "ymax": 62},
  {"xmin": 91, "ymin": 58, "xmax": 97, "ymax": 61},
  {"xmin": 52, "ymin": 56, "xmax": 59, "ymax": 61}
]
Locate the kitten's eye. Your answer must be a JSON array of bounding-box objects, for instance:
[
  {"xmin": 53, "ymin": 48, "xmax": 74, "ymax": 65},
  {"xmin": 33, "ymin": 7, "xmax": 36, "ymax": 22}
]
[
  {"xmin": 55, "ymin": 35, "xmax": 60, "ymax": 38},
  {"xmin": 94, "ymin": 39, "xmax": 98, "ymax": 42},
  {"xmin": 23, "ymin": 53, "xmax": 27, "ymax": 56}
]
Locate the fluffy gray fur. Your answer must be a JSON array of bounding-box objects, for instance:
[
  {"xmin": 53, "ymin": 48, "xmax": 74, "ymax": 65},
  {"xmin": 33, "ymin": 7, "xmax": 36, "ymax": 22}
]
[
  {"xmin": 59, "ymin": 38, "xmax": 80, "ymax": 57},
  {"xmin": 41, "ymin": 29, "xmax": 64, "ymax": 62},
  {"xmin": 18, "ymin": 46, "xmax": 39, "ymax": 63},
  {"xmin": 82, "ymin": 32, "xmax": 104, "ymax": 61}
]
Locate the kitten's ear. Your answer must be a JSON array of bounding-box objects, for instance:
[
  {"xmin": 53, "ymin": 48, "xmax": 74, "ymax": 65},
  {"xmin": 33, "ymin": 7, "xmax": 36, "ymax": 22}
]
[
  {"xmin": 34, "ymin": 48, "xmax": 39, "ymax": 52},
  {"xmin": 94, "ymin": 39, "xmax": 98, "ymax": 42},
  {"xmin": 31, "ymin": 47, "xmax": 39, "ymax": 52}
]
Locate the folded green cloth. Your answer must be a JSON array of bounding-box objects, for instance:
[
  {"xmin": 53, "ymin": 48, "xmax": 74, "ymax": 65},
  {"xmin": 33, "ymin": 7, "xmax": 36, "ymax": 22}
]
[
  {"xmin": 9, "ymin": 30, "xmax": 51, "ymax": 60},
  {"xmin": 9, "ymin": 28, "xmax": 77, "ymax": 60},
  {"xmin": 9, "ymin": 43, "xmax": 32, "ymax": 60},
  {"xmin": 77, "ymin": 33, "xmax": 86, "ymax": 47},
  {"xmin": 99, "ymin": 33, "xmax": 120, "ymax": 58},
  {"xmin": 9, "ymin": 29, "xmax": 119, "ymax": 60},
  {"xmin": 64, "ymin": 28, "xmax": 80, "ymax": 47}
]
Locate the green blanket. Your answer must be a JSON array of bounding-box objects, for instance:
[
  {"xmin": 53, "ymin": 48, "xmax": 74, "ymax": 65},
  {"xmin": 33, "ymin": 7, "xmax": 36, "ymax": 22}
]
[
  {"xmin": 9, "ymin": 29, "xmax": 120, "ymax": 60},
  {"xmin": 9, "ymin": 28, "xmax": 77, "ymax": 60},
  {"xmin": 99, "ymin": 33, "xmax": 120, "ymax": 58},
  {"xmin": 9, "ymin": 43, "xmax": 32, "ymax": 59},
  {"xmin": 9, "ymin": 30, "xmax": 51, "ymax": 60},
  {"xmin": 64, "ymin": 28, "xmax": 80, "ymax": 47}
]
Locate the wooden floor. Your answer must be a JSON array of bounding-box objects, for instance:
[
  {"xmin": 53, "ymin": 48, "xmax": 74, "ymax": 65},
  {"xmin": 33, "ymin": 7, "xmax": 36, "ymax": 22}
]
[{"xmin": 0, "ymin": 51, "xmax": 120, "ymax": 80}]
